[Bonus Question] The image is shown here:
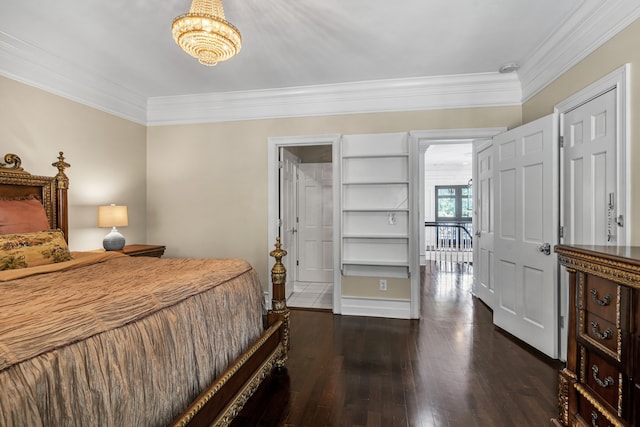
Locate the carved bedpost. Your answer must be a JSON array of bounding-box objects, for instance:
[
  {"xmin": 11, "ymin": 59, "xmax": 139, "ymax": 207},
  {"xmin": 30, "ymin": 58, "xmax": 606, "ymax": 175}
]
[
  {"xmin": 52, "ymin": 152, "xmax": 70, "ymax": 243},
  {"xmin": 269, "ymin": 237, "xmax": 290, "ymax": 367}
]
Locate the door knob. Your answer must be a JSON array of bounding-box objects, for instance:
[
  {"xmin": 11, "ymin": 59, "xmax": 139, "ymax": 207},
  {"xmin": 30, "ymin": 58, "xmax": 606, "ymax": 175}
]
[
  {"xmin": 475, "ymin": 231, "xmax": 481, "ymax": 237},
  {"xmin": 538, "ymin": 242, "xmax": 551, "ymax": 255}
]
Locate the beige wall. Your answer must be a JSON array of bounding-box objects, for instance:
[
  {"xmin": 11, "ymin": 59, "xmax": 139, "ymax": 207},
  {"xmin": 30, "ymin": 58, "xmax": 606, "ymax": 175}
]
[
  {"xmin": 8, "ymin": 19, "xmax": 638, "ymax": 291},
  {"xmin": 0, "ymin": 76, "xmax": 147, "ymax": 250},
  {"xmin": 147, "ymin": 107, "xmax": 522, "ymax": 287},
  {"xmin": 523, "ymin": 19, "xmax": 640, "ymax": 243}
]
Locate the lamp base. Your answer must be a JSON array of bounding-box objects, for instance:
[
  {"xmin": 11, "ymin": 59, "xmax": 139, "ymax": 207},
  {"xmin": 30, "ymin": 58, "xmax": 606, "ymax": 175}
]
[{"xmin": 103, "ymin": 227, "xmax": 125, "ymax": 251}]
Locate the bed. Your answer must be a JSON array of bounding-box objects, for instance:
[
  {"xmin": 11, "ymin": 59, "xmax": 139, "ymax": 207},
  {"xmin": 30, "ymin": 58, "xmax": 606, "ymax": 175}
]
[{"xmin": 0, "ymin": 152, "xmax": 290, "ymax": 426}]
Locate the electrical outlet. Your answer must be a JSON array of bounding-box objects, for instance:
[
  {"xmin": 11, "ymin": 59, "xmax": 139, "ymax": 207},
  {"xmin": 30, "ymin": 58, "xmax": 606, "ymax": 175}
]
[{"xmin": 379, "ymin": 279, "xmax": 387, "ymax": 291}]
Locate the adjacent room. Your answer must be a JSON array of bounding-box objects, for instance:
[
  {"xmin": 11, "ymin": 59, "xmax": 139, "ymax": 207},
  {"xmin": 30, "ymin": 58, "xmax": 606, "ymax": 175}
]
[{"xmin": 2, "ymin": 1, "xmax": 640, "ymax": 425}]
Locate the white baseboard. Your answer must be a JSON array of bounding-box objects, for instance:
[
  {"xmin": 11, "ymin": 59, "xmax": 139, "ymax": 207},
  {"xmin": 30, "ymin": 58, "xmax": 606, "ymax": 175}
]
[{"xmin": 341, "ymin": 296, "xmax": 411, "ymax": 319}]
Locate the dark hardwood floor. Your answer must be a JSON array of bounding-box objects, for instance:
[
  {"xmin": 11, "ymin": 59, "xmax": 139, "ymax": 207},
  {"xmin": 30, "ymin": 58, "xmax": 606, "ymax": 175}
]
[{"xmin": 233, "ymin": 263, "xmax": 560, "ymax": 426}]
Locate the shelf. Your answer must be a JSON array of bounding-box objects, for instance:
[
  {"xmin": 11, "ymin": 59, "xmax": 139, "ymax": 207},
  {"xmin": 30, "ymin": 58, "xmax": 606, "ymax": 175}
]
[
  {"xmin": 342, "ymin": 260, "xmax": 409, "ymax": 267},
  {"xmin": 342, "ymin": 153, "xmax": 408, "ymax": 159},
  {"xmin": 342, "ymin": 208, "xmax": 408, "ymax": 212},
  {"xmin": 343, "ymin": 234, "xmax": 408, "ymax": 239},
  {"xmin": 340, "ymin": 132, "xmax": 413, "ymax": 278}
]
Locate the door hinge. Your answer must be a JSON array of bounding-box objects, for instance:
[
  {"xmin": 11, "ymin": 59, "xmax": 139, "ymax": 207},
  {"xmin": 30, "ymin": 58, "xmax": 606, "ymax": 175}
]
[
  {"xmin": 277, "ymin": 218, "xmax": 282, "ymax": 227},
  {"xmin": 559, "ymin": 136, "xmax": 564, "ymax": 148},
  {"xmin": 559, "ymin": 226, "xmax": 564, "ymax": 238},
  {"xmin": 296, "ymin": 260, "xmax": 299, "ymax": 266},
  {"xmin": 278, "ymin": 161, "xmax": 284, "ymax": 169},
  {"xmin": 560, "ymin": 316, "xmax": 564, "ymax": 328}
]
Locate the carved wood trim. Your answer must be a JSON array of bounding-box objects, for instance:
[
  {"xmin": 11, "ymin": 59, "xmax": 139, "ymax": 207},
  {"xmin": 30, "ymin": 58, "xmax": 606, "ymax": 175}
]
[
  {"xmin": 574, "ymin": 383, "xmax": 625, "ymax": 427},
  {"xmin": 557, "ymin": 249, "xmax": 640, "ymax": 288},
  {"xmin": 558, "ymin": 372, "xmax": 569, "ymax": 425},
  {"xmin": 0, "ymin": 153, "xmax": 27, "ymax": 173},
  {"xmin": 171, "ymin": 322, "xmax": 285, "ymax": 427}
]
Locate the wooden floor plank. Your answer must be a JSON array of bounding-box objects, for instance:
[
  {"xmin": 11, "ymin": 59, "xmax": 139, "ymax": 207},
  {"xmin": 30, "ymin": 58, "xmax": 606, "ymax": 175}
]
[{"xmin": 232, "ymin": 263, "xmax": 559, "ymax": 426}]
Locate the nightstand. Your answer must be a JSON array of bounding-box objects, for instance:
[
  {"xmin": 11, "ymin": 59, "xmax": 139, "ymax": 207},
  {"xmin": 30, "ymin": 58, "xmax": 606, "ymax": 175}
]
[{"xmin": 118, "ymin": 244, "xmax": 166, "ymax": 258}]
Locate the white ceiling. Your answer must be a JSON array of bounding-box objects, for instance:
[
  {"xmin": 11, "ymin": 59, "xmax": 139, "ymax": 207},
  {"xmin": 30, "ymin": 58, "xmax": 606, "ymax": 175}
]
[{"xmin": 1, "ymin": 1, "xmax": 639, "ymax": 124}]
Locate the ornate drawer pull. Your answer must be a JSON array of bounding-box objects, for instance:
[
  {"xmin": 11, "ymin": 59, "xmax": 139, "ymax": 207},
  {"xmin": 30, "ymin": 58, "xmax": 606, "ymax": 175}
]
[
  {"xmin": 590, "ymin": 288, "xmax": 612, "ymax": 306},
  {"xmin": 592, "ymin": 365, "xmax": 614, "ymax": 388},
  {"xmin": 590, "ymin": 321, "xmax": 613, "ymax": 340},
  {"xmin": 591, "ymin": 410, "xmax": 601, "ymax": 427}
]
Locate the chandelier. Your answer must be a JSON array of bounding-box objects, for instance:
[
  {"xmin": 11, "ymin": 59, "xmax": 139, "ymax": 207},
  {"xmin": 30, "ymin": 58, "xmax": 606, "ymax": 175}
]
[{"xmin": 172, "ymin": 0, "xmax": 242, "ymax": 66}]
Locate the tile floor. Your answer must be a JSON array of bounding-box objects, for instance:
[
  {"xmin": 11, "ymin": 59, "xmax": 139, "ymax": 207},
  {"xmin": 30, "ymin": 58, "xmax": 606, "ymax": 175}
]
[{"xmin": 287, "ymin": 281, "xmax": 333, "ymax": 310}]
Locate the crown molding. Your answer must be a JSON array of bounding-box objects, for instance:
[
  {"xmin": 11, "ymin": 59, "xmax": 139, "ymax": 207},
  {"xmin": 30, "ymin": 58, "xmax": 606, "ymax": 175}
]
[
  {"xmin": 0, "ymin": 31, "xmax": 147, "ymax": 125},
  {"xmin": 519, "ymin": 0, "xmax": 640, "ymax": 102},
  {"xmin": 2, "ymin": 2, "xmax": 639, "ymax": 125},
  {"xmin": 146, "ymin": 72, "xmax": 522, "ymax": 125}
]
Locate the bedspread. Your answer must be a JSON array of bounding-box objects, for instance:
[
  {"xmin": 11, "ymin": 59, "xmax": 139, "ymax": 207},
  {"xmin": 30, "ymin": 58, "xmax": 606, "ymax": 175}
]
[{"xmin": 0, "ymin": 255, "xmax": 265, "ymax": 426}]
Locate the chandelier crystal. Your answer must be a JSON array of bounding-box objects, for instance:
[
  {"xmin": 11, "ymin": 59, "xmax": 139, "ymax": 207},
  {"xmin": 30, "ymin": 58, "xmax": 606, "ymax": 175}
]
[{"xmin": 172, "ymin": 0, "xmax": 242, "ymax": 66}]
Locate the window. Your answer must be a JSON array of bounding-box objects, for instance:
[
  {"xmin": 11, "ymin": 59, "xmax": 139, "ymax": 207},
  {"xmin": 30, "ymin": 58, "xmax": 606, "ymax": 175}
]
[{"xmin": 435, "ymin": 185, "xmax": 472, "ymax": 222}]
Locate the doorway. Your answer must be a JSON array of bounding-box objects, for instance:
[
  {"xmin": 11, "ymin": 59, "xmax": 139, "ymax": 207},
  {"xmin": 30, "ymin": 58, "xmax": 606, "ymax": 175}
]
[
  {"xmin": 267, "ymin": 135, "xmax": 341, "ymax": 312},
  {"xmin": 286, "ymin": 148, "xmax": 333, "ymax": 309},
  {"xmin": 423, "ymin": 143, "xmax": 474, "ymax": 269}
]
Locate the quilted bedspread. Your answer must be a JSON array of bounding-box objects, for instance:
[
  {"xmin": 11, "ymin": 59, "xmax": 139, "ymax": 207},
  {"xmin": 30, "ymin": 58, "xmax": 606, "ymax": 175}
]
[{"xmin": 0, "ymin": 253, "xmax": 264, "ymax": 426}]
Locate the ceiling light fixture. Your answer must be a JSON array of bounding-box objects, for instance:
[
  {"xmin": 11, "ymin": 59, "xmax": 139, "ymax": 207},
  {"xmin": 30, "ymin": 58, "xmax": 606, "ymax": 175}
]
[{"xmin": 172, "ymin": 0, "xmax": 242, "ymax": 66}]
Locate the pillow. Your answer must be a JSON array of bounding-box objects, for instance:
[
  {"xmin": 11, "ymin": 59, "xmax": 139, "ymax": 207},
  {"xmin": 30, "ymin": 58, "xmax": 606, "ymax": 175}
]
[
  {"xmin": 0, "ymin": 230, "xmax": 71, "ymax": 271},
  {"xmin": 0, "ymin": 197, "xmax": 51, "ymax": 234}
]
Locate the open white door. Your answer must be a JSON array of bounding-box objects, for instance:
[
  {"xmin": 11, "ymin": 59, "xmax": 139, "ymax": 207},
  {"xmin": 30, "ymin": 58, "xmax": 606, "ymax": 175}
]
[
  {"xmin": 472, "ymin": 140, "xmax": 495, "ymax": 309},
  {"xmin": 493, "ymin": 114, "xmax": 559, "ymax": 358},
  {"xmin": 280, "ymin": 148, "xmax": 300, "ymax": 298}
]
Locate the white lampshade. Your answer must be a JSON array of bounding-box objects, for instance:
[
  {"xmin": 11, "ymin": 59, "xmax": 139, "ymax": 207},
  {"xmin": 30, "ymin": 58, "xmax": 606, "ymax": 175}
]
[
  {"xmin": 98, "ymin": 204, "xmax": 128, "ymax": 250},
  {"xmin": 98, "ymin": 204, "xmax": 128, "ymax": 228}
]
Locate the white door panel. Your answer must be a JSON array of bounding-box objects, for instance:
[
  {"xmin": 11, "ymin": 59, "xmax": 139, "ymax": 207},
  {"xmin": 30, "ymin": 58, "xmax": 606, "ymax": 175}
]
[
  {"xmin": 298, "ymin": 163, "xmax": 333, "ymax": 282},
  {"xmin": 280, "ymin": 148, "xmax": 300, "ymax": 298},
  {"xmin": 473, "ymin": 140, "xmax": 495, "ymax": 308},
  {"xmin": 559, "ymin": 87, "xmax": 620, "ymax": 361},
  {"xmin": 562, "ymin": 88, "xmax": 617, "ymax": 245},
  {"xmin": 493, "ymin": 114, "xmax": 558, "ymax": 358}
]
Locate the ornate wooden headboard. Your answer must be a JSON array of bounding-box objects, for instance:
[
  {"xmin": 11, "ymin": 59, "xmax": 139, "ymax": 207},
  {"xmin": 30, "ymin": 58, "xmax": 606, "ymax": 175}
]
[{"xmin": 0, "ymin": 152, "xmax": 70, "ymax": 241}]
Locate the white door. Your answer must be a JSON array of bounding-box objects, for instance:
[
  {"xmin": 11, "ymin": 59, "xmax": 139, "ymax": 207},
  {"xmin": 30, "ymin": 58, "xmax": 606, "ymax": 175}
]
[
  {"xmin": 473, "ymin": 140, "xmax": 495, "ymax": 309},
  {"xmin": 493, "ymin": 114, "xmax": 559, "ymax": 358},
  {"xmin": 297, "ymin": 163, "xmax": 333, "ymax": 283},
  {"xmin": 562, "ymin": 88, "xmax": 619, "ymax": 245},
  {"xmin": 280, "ymin": 148, "xmax": 300, "ymax": 298},
  {"xmin": 558, "ymin": 87, "xmax": 621, "ymax": 361}
]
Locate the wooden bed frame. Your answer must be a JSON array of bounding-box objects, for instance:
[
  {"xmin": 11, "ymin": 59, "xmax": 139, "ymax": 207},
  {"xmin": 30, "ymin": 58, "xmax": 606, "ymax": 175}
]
[{"xmin": 0, "ymin": 152, "xmax": 290, "ymax": 427}]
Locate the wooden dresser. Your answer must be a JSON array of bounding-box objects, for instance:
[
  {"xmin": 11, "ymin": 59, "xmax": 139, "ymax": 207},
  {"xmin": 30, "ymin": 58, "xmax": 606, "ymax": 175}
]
[{"xmin": 554, "ymin": 245, "xmax": 640, "ymax": 427}]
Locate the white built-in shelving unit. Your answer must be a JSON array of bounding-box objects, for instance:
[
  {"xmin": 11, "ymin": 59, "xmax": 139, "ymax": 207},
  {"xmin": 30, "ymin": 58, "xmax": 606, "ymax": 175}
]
[{"xmin": 341, "ymin": 133, "xmax": 412, "ymax": 278}]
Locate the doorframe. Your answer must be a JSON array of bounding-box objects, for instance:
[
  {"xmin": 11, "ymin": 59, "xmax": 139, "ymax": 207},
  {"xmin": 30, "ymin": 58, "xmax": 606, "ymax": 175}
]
[{"xmin": 267, "ymin": 134, "xmax": 341, "ymax": 313}]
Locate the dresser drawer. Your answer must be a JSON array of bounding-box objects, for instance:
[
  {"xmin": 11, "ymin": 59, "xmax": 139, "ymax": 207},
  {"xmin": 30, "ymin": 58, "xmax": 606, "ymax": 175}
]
[
  {"xmin": 582, "ymin": 275, "xmax": 620, "ymax": 324},
  {"xmin": 575, "ymin": 390, "xmax": 617, "ymax": 427},
  {"xmin": 580, "ymin": 348, "xmax": 630, "ymax": 420},
  {"xmin": 580, "ymin": 311, "xmax": 622, "ymax": 361}
]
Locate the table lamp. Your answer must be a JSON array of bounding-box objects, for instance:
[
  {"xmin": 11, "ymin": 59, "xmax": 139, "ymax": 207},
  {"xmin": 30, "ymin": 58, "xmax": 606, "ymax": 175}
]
[{"xmin": 98, "ymin": 204, "xmax": 128, "ymax": 250}]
